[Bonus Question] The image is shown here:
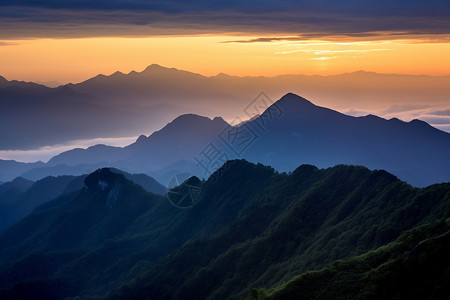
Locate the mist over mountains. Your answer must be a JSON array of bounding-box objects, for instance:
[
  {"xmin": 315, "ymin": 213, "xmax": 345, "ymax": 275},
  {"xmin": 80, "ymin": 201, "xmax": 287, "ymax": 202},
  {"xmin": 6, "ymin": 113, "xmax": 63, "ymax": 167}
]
[
  {"xmin": 1, "ymin": 73, "xmax": 449, "ymax": 299},
  {"xmin": 1, "ymin": 65, "xmax": 450, "ymax": 150},
  {"xmin": 1, "ymin": 93, "xmax": 449, "ymax": 188},
  {"xmin": 2, "ymin": 0, "xmax": 450, "ymax": 297},
  {"xmin": 0, "ymin": 169, "xmax": 167, "ymax": 232}
]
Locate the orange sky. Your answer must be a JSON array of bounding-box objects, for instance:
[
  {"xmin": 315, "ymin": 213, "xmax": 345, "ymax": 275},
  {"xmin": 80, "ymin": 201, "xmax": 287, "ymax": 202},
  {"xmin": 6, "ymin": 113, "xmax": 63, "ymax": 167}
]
[{"xmin": 1, "ymin": 35, "xmax": 450, "ymax": 84}]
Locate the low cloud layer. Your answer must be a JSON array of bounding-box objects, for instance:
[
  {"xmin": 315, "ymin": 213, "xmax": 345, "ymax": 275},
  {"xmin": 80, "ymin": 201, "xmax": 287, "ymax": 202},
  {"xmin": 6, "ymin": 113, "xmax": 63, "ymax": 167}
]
[
  {"xmin": 1, "ymin": 1, "xmax": 450, "ymax": 39},
  {"xmin": 0, "ymin": 136, "xmax": 137, "ymax": 163},
  {"xmin": 347, "ymin": 103, "xmax": 450, "ymax": 134}
]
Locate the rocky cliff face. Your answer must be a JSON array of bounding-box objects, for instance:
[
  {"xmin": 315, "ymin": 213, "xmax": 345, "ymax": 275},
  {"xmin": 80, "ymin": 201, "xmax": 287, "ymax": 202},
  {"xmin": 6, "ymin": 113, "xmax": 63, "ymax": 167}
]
[{"xmin": 84, "ymin": 168, "xmax": 127, "ymax": 208}]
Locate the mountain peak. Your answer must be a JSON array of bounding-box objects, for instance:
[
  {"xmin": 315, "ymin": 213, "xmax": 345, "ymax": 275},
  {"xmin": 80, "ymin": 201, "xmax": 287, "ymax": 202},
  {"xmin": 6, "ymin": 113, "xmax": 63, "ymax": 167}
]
[
  {"xmin": 208, "ymin": 159, "xmax": 275, "ymax": 184},
  {"xmin": 408, "ymin": 118, "xmax": 439, "ymax": 132},
  {"xmin": 214, "ymin": 72, "xmax": 231, "ymax": 78},
  {"xmin": 409, "ymin": 119, "xmax": 429, "ymax": 126},
  {"xmin": 84, "ymin": 168, "xmax": 126, "ymax": 192},
  {"xmin": 213, "ymin": 116, "xmax": 226, "ymax": 123},
  {"xmin": 340, "ymin": 70, "xmax": 379, "ymax": 76},
  {"xmin": 138, "ymin": 113, "xmax": 229, "ymax": 145},
  {"xmin": 277, "ymin": 93, "xmax": 314, "ymax": 107},
  {"xmin": 111, "ymin": 71, "xmax": 124, "ymax": 77},
  {"xmin": 143, "ymin": 64, "xmax": 170, "ymax": 72},
  {"xmin": 136, "ymin": 134, "xmax": 147, "ymax": 143},
  {"xmin": 11, "ymin": 176, "xmax": 33, "ymax": 185},
  {"xmin": 161, "ymin": 114, "xmax": 226, "ymax": 132},
  {"xmin": 165, "ymin": 114, "xmax": 227, "ymax": 127},
  {"xmin": 171, "ymin": 113, "xmax": 212, "ymax": 123},
  {"xmin": 262, "ymin": 93, "xmax": 316, "ymax": 118},
  {"xmin": 360, "ymin": 114, "xmax": 384, "ymax": 121}
]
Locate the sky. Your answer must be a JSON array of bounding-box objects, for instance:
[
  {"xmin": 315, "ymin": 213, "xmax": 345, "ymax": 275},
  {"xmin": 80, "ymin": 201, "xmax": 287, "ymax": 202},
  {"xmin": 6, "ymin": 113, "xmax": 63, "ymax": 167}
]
[
  {"xmin": 1, "ymin": 0, "xmax": 450, "ymax": 162},
  {"xmin": 1, "ymin": 0, "xmax": 450, "ymax": 83}
]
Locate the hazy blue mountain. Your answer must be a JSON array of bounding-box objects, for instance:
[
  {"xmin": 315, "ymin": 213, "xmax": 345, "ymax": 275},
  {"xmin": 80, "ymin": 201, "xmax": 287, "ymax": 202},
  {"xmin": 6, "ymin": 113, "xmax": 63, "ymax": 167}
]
[
  {"xmin": 68, "ymin": 65, "xmax": 450, "ymax": 121},
  {"xmin": 0, "ymin": 177, "xmax": 34, "ymax": 203},
  {"xmin": 0, "ymin": 75, "xmax": 179, "ymax": 150},
  {"xmin": 0, "ymin": 161, "xmax": 448, "ymax": 299},
  {"xmin": 0, "ymin": 178, "xmax": 34, "ymax": 227},
  {"xmin": 2, "ymin": 66, "xmax": 450, "ymax": 150},
  {"xmin": 0, "ymin": 160, "xmax": 45, "ymax": 182},
  {"xmin": 243, "ymin": 93, "xmax": 450, "ymax": 187},
  {"xmin": 18, "ymin": 93, "xmax": 450, "ymax": 187},
  {"xmin": 0, "ymin": 81, "xmax": 98, "ymax": 149},
  {"xmin": 108, "ymin": 168, "xmax": 167, "ymax": 196},
  {"xmin": 19, "ymin": 162, "xmax": 112, "ymax": 181},
  {"xmin": 145, "ymin": 159, "xmax": 199, "ymax": 187},
  {"xmin": 69, "ymin": 64, "xmax": 212, "ymax": 104},
  {"xmin": 47, "ymin": 144, "xmax": 123, "ymax": 166},
  {"xmin": 47, "ymin": 114, "xmax": 228, "ymax": 168},
  {"xmin": 25, "ymin": 114, "xmax": 230, "ymax": 184},
  {"xmin": 121, "ymin": 114, "xmax": 229, "ymax": 170},
  {"xmin": 0, "ymin": 169, "xmax": 166, "ymax": 232},
  {"xmin": 0, "ymin": 178, "xmax": 35, "ymax": 231},
  {"xmin": 32, "ymin": 169, "xmax": 166, "ymax": 214},
  {"xmin": 0, "ymin": 175, "xmax": 79, "ymax": 232}
]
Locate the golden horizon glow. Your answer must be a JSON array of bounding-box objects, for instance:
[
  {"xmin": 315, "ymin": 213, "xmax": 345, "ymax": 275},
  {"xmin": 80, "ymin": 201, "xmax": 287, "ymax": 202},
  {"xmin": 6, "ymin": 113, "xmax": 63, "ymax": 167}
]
[{"xmin": 1, "ymin": 35, "xmax": 450, "ymax": 84}]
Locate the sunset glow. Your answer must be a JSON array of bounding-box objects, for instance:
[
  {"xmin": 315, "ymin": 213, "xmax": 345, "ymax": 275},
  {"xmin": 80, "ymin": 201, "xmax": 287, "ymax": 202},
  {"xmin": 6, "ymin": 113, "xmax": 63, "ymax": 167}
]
[
  {"xmin": 1, "ymin": 2, "xmax": 450, "ymax": 298},
  {"xmin": 1, "ymin": 0, "xmax": 449, "ymax": 157},
  {"xmin": 1, "ymin": 35, "xmax": 450, "ymax": 84}
]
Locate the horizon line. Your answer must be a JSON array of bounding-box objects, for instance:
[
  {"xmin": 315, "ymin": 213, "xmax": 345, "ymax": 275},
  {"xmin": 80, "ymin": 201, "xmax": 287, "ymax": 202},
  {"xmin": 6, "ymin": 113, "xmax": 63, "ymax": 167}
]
[{"xmin": 2, "ymin": 64, "xmax": 450, "ymax": 87}]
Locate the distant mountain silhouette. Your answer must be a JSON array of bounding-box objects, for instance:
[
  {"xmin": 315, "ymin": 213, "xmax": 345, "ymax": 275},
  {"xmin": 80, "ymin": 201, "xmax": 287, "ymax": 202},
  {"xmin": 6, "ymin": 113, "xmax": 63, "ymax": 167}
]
[
  {"xmin": 2, "ymin": 66, "xmax": 450, "ymax": 149},
  {"xmin": 0, "ymin": 78, "xmax": 139, "ymax": 149},
  {"xmin": 0, "ymin": 160, "xmax": 45, "ymax": 182},
  {"xmin": 0, "ymin": 73, "xmax": 183, "ymax": 149},
  {"xmin": 13, "ymin": 93, "xmax": 450, "ymax": 187},
  {"xmin": 48, "ymin": 114, "xmax": 228, "ymax": 168},
  {"xmin": 0, "ymin": 177, "xmax": 34, "ymax": 207},
  {"xmin": 0, "ymin": 75, "xmax": 50, "ymax": 91},
  {"xmin": 0, "ymin": 177, "xmax": 33, "ymax": 197},
  {"xmin": 107, "ymin": 168, "xmax": 167, "ymax": 196},
  {"xmin": 0, "ymin": 175, "xmax": 78, "ymax": 232},
  {"xmin": 32, "ymin": 114, "xmax": 230, "ymax": 185}
]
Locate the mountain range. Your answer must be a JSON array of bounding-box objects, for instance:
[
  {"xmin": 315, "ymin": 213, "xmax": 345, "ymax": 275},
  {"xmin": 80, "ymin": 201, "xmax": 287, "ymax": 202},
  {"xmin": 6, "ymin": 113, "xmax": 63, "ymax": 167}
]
[
  {"xmin": 2, "ymin": 65, "xmax": 450, "ymax": 150},
  {"xmin": 2, "ymin": 93, "xmax": 449, "ymax": 188},
  {"xmin": 0, "ymin": 161, "xmax": 448, "ymax": 299},
  {"xmin": 0, "ymin": 169, "xmax": 167, "ymax": 232},
  {"xmin": 2, "ymin": 73, "xmax": 449, "ymax": 300}
]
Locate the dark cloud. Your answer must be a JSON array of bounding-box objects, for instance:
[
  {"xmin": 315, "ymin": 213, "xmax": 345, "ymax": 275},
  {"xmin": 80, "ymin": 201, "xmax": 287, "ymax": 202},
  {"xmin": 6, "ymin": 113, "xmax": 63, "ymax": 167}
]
[
  {"xmin": 428, "ymin": 109, "xmax": 450, "ymax": 116},
  {"xmin": 0, "ymin": 0, "xmax": 450, "ymax": 39},
  {"xmin": 225, "ymin": 33, "xmax": 450, "ymax": 43},
  {"xmin": 416, "ymin": 108, "xmax": 450, "ymax": 127}
]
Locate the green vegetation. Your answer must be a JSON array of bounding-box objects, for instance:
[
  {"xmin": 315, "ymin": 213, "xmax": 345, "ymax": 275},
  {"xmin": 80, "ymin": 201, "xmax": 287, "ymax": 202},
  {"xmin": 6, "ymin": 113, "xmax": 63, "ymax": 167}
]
[
  {"xmin": 247, "ymin": 219, "xmax": 450, "ymax": 300},
  {"xmin": 0, "ymin": 161, "xmax": 449, "ymax": 299}
]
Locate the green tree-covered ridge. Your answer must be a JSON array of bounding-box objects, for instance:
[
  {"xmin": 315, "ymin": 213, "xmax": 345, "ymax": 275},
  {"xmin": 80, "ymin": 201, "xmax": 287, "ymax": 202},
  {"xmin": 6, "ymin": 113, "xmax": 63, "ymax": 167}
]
[
  {"xmin": 0, "ymin": 160, "xmax": 449, "ymax": 299},
  {"xmin": 247, "ymin": 218, "xmax": 450, "ymax": 300}
]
